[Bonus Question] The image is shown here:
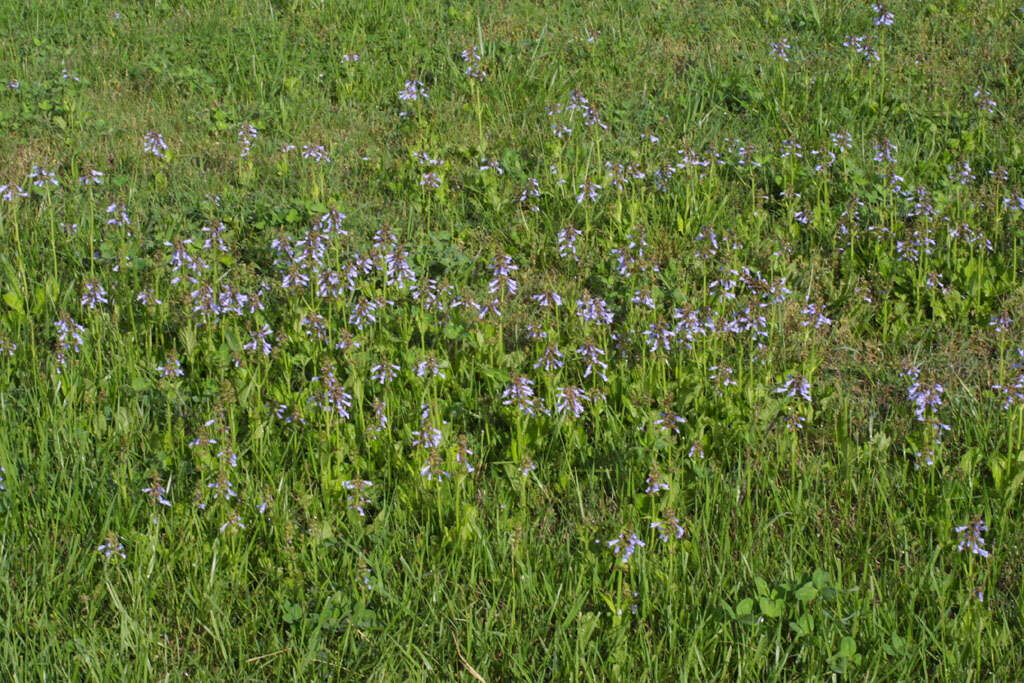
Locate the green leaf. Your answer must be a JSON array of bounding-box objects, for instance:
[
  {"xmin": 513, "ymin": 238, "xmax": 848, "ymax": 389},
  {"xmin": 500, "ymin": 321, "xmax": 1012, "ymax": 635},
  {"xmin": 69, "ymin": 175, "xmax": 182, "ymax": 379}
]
[
  {"xmin": 2, "ymin": 291, "xmax": 23, "ymax": 314},
  {"xmin": 735, "ymin": 598, "xmax": 754, "ymax": 616},
  {"xmin": 758, "ymin": 596, "xmax": 783, "ymax": 618},
  {"xmin": 794, "ymin": 582, "xmax": 818, "ymax": 603},
  {"xmin": 789, "ymin": 613, "xmax": 814, "ymax": 637},
  {"xmin": 839, "ymin": 636, "xmax": 857, "ymax": 658}
]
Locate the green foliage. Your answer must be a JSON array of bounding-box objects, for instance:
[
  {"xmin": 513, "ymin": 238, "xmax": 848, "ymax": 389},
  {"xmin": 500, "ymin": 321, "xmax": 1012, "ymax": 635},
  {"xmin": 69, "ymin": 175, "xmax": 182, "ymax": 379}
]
[{"xmin": 0, "ymin": 0, "xmax": 1023, "ymax": 679}]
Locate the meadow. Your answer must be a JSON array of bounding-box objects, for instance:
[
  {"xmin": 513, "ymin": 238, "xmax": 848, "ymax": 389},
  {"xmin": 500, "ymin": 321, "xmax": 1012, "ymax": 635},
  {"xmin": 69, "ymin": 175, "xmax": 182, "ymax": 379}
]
[{"xmin": 1, "ymin": 0, "xmax": 1023, "ymax": 678}]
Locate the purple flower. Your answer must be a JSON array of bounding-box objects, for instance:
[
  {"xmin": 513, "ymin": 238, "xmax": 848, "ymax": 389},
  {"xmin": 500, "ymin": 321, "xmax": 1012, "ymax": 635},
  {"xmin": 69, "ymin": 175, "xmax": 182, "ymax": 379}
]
[
  {"xmin": 872, "ymin": 3, "xmax": 894, "ymax": 26},
  {"xmin": 420, "ymin": 451, "xmax": 450, "ymax": 482},
  {"xmin": 776, "ymin": 374, "xmax": 812, "ymax": 402},
  {"xmin": 642, "ymin": 321, "xmax": 675, "ymax": 353},
  {"xmin": 557, "ymin": 226, "xmax": 582, "ymax": 261},
  {"xmin": 78, "ymin": 168, "xmax": 104, "ymax": 185},
  {"xmin": 343, "ymin": 479, "xmax": 373, "ymax": 515},
  {"xmin": 534, "ymin": 345, "xmax": 565, "ymax": 372},
  {"xmin": 769, "ymin": 39, "xmax": 791, "ymax": 61},
  {"xmin": 238, "ymin": 124, "xmax": 258, "ymax": 157},
  {"xmin": 398, "ymin": 79, "xmax": 428, "ymax": 101},
  {"xmin": 243, "ymin": 324, "xmax": 274, "ymax": 357},
  {"xmin": 301, "ymin": 144, "xmax": 331, "ymax": 163},
  {"xmin": 143, "ymin": 131, "xmax": 168, "ymax": 157},
  {"xmin": 650, "ymin": 510, "xmax": 685, "ymax": 542},
  {"xmin": 479, "ymin": 158, "xmax": 504, "ymax": 175},
  {"xmin": 503, "ymin": 375, "xmax": 540, "ymax": 416},
  {"xmin": 606, "ymin": 530, "xmax": 645, "ymax": 564},
  {"xmin": 555, "ymin": 385, "xmax": 588, "ymax": 418},
  {"xmin": 142, "ymin": 481, "xmax": 172, "ymax": 506},
  {"xmin": 156, "ymin": 352, "xmax": 184, "ymax": 378},
  {"xmin": 97, "ymin": 533, "xmax": 126, "ymax": 559},
  {"xmin": 955, "ymin": 516, "xmax": 990, "ymax": 558},
  {"xmin": 575, "ymin": 180, "xmax": 601, "ymax": 203},
  {"xmin": 29, "ymin": 166, "xmax": 59, "ymax": 187},
  {"xmin": 577, "ymin": 341, "xmax": 608, "ymax": 382},
  {"xmin": 310, "ymin": 361, "xmax": 353, "ymax": 419},
  {"xmin": 907, "ymin": 381, "xmax": 943, "ymax": 421},
  {"xmin": 219, "ymin": 513, "xmax": 246, "ymax": 534},
  {"xmin": 645, "ymin": 468, "xmax": 669, "ymax": 495},
  {"xmin": 576, "ymin": 293, "xmax": 614, "ymax": 325},
  {"xmin": 80, "ymin": 280, "xmax": 109, "ymax": 310},
  {"xmin": 370, "ymin": 359, "xmax": 400, "ymax": 385}
]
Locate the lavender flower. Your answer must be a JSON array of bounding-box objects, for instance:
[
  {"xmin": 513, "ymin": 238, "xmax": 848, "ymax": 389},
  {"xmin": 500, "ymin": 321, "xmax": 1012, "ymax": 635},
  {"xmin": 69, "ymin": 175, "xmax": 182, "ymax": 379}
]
[
  {"xmin": 342, "ymin": 479, "xmax": 374, "ymax": 515},
  {"xmin": 455, "ymin": 436, "xmax": 476, "ymax": 474},
  {"xmin": 534, "ymin": 345, "xmax": 565, "ymax": 372},
  {"xmin": 650, "ymin": 510, "xmax": 686, "ymax": 542},
  {"xmin": 142, "ymin": 479, "xmax": 172, "ymax": 506},
  {"xmin": 555, "ymin": 385, "xmax": 588, "ymax": 418},
  {"xmin": 654, "ymin": 411, "xmax": 686, "ymax": 434},
  {"xmin": 557, "ymin": 226, "xmax": 582, "ymax": 261},
  {"xmin": 974, "ymin": 88, "xmax": 997, "ymax": 114},
  {"xmin": 800, "ymin": 302, "xmax": 832, "ymax": 329},
  {"xmin": 576, "ymin": 294, "xmax": 614, "ymax": 325},
  {"xmin": 370, "ymin": 359, "xmax": 400, "ymax": 385},
  {"xmin": 645, "ymin": 467, "xmax": 669, "ymax": 494},
  {"xmin": 398, "ymin": 79, "xmax": 428, "ymax": 101},
  {"xmin": 97, "ymin": 533, "xmax": 126, "ymax": 559},
  {"xmin": 156, "ymin": 351, "xmax": 184, "ymax": 378},
  {"xmin": 412, "ymin": 355, "xmax": 443, "ymax": 379},
  {"xmin": 54, "ymin": 314, "xmax": 85, "ymax": 372},
  {"xmin": 769, "ymin": 39, "xmax": 791, "ymax": 61},
  {"xmin": 873, "ymin": 139, "xmax": 898, "ymax": 164},
  {"xmin": 29, "ymin": 166, "xmax": 59, "ymax": 187},
  {"xmin": 606, "ymin": 530, "xmax": 645, "ymax": 564},
  {"xmin": 577, "ymin": 341, "xmax": 608, "ymax": 382},
  {"xmin": 143, "ymin": 131, "xmax": 168, "ymax": 157},
  {"xmin": 502, "ymin": 375, "xmax": 539, "ymax": 416},
  {"xmin": 0, "ymin": 184, "xmax": 28, "ymax": 201},
  {"xmin": 207, "ymin": 473, "xmax": 237, "ymax": 501},
  {"xmin": 80, "ymin": 280, "xmax": 109, "ymax": 310},
  {"xmin": 243, "ymin": 324, "xmax": 274, "ymax": 357},
  {"xmin": 642, "ymin": 321, "xmax": 675, "ymax": 353},
  {"xmin": 532, "ymin": 290, "xmax": 563, "ymax": 308},
  {"xmin": 0, "ymin": 336, "xmax": 16, "ymax": 358},
  {"xmin": 575, "ymin": 180, "xmax": 601, "ymax": 203},
  {"xmin": 78, "ymin": 168, "xmax": 104, "ymax": 185},
  {"xmin": 871, "ymin": 3, "xmax": 894, "ymax": 26},
  {"xmin": 990, "ymin": 312, "xmax": 1012, "ymax": 334},
  {"xmin": 517, "ymin": 456, "xmax": 537, "ymax": 476},
  {"xmin": 955, "ymin": 516, "xmax": 990, "ymax": 558},
  {"xmin": 776, "ymin": 374, "xmax": 812, "ymax": 402},
  {"xmin": 106, "ymin": 202, "xmax": 131, "ymax": 231},
  {"xmin": 238, "ymin": 123, "xmax": 258, "ymax": 158},
  {"xmin": 301, "ymin": 145, "xmax": 330, "ymax": 163},
  {"xmin": 907, "ymin": 381, "xmax": 944, "ymax": 422},
  {"xmin": 420, "ymin": 450, "xmax": 450, "ymax": 482},
  {"xmin": 310, "ymin": 361, "xmax": 353, "ymax": 420},
  {"xmin": 219, "ymin": 512, "xmax": 246, "ymax": 534},
  {"xmin": 479, "ymin": 158, "xmax": 504, "ymax": 175}
]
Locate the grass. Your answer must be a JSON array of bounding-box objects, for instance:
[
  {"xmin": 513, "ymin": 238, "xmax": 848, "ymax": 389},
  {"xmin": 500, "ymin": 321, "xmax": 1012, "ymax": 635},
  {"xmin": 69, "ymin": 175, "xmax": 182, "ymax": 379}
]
[{"xmin": 1, "ymin": 0, "xmax": 1024, "ymax": 678}]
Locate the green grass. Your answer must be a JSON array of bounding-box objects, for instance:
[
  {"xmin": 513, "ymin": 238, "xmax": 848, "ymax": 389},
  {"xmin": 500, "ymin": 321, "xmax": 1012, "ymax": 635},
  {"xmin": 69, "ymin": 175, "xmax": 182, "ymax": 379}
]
[{"xmin": 1, "ymin": 0, "xmax": 1024, "ymax": 678}]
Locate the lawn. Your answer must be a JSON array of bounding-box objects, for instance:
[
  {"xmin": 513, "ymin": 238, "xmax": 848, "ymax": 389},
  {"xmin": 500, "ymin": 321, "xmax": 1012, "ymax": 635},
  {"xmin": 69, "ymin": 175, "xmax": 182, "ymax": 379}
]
[{"xmin": 1, "ymin": 0, "xmax": 1023, "ymax": 678}]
